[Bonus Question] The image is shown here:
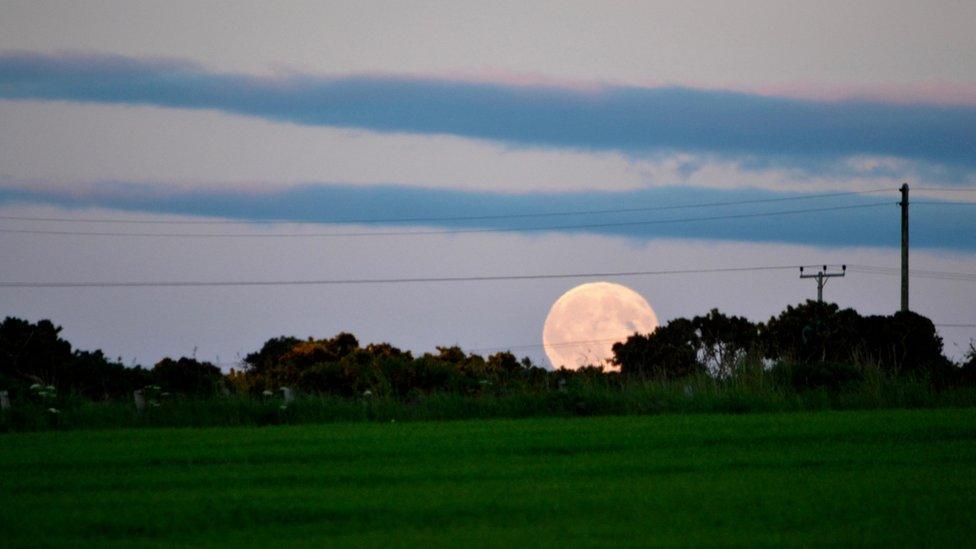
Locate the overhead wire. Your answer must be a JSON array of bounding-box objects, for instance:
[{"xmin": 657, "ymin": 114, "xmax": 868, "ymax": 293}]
[
  {"xmin": 912, "ymin": 201, "xmax": 976, "ymax": 205},
  {"xmin": 0, "ymin": 187, "xmax": 897, "ymax": 226},
  {"xmin": 847, "ymin": 265, "xmax": 976, "ymax": 282},
  {"xmin": 3, "ymin": 183, "xmax": 973, "ymax": 359},
  {"xmin": 0, "ymin": 265, "xmax": 802, "ymax": 289},
  {"xmin": 912, "ymin": 187, "xmax": 976, "ymax": 192},
  {"xmin": 0, "ymin": 202, "xmax": 896, "ymax": 238},
  {"xmin": 468, "ymin": 337, "xmax": 625, "ymax": 354},
  {"xmin": 6, "ymin": 264, "xmax": 976, "ymax": 289}
]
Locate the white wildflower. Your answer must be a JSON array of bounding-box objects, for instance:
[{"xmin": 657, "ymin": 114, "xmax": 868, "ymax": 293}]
[
  {"xmin": 362, "ymin": 390, "xmax": 373, "ymax": 398},
  {"xmin": 262, "ymin": 390, "xmax": 274, "ymax": 396},
  {"xmin": 47, "ymin": 407, "xmax": 60, "ymax": 414},
  {"xmin": 30, "ymin": 383, "xmax": 42, "ymax": 390}
]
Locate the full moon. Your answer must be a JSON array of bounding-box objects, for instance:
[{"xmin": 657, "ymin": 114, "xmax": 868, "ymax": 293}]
[{"xmin": 542, "ymin": 282, "xmax": 659, "ymax": 371}]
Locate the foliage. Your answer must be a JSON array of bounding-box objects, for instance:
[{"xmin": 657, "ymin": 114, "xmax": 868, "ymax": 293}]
[
  {"xmin": 761, "ymin": 301, "xmax": 863, "ymax": 364},
  {"xmin": 692, "ymin": 308, "xmax": 760, "ymax": 378},
  {"xmin": 771, "ymin": 361, "xmax": 864, "ymax": 391},
  {"xmin": 961, "ymin": 343, "xmax": 976, "ymax": 385},
  {"xmin": 0, "ymin": 316, "xmax": 149, "ymax": 400},
  {"xmin": 611, "ymin": 318, "xmax": 703, "ymax": 379},
  {"xmin": 0, "ymin": 300, "xmax": 968, "ymax": 419},
  {"xmin": 858, "ymin": 311, "xmax": 952, "ymax": 377},
  {"xmin": 152, "ymin": 357, "xmax": 223, "ymax": 397}
]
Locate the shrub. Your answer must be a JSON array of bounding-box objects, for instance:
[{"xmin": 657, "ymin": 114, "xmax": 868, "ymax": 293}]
[
  {"xmin": 772, "ymin": 361, "xmax": 864, "ymax": 391},
  {"xmin": 761, "ymin": 301, "xmax": 862, "ymax": 364},
  {"xmin": 0, "ymin": 317, "xmax": 148, "ymax": 400},
  {"xmin": 152, "ymin": 357, "xmax": 223, "ymax": 397},
  {"xmin": 612, "ymin": 318, "xmax": 703, "ymax": 380}
]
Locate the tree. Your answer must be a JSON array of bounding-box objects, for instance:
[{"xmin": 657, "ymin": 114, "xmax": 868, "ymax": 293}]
[
  {"xmin": 152, "ymin": 357, "xmax": 222, "ymax": 396},
  {"xmin": 960, "ymin": 343, "xmax": 976, "ymax": 385},
  {"xmin": 858, "ymin": 311, "xmax": 948, "ymax": 376},
  {"xmin": 761, "ymin": 301, "xmax": 861, "ymax": 364},
  {"xmin": 611, "ymin": 318, "xmax": 702, "ymax": 380},
  {"xmin": 692, "ymin": 309, "xmax": 758, "ymax": 378},
  {"xmin": 0, "ymin": 317, "xmax": 72, "ymax": 387},
  {"xmin": 0, "ymin": 317, "xmax": 148, "ymax": 399},
  {"xmin": 243, "ymin": 336, "xmax": 302, "ymax": 376},
  {"xmin": 71, "ymin": 350, "xmax": 150, "ymax": 400}
]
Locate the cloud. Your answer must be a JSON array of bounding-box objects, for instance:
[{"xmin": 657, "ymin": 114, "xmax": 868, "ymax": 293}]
[
  {"xmin": 1, "ymin": 182, "xmax": 972, "ymax": 251},
  {"xmin": 5, "ymin": 100, "xmax": 971, "ymax": 196},
  {"xmin": 2, "ymin": 51, "xmax": 975, "ymax": 172}
]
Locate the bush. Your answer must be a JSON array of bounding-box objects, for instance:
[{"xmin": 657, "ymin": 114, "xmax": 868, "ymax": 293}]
[
  {"xmin": 761, "ymin": 301, "xmax": 862, "ymax": 364},
  {"xmin": 612, "ymin": 318, "xmax": 703, "ymax": 380},
  {"xmin": 772, "ymin": 361, "xmax": 864, "ymax": 391},
  {"xmin": 152, "ymin": 357, "xmax": 223, "ymax": 397},
  {"xmin": 0, "ymin": 317, "xmax": 148, "ymax": 400}
]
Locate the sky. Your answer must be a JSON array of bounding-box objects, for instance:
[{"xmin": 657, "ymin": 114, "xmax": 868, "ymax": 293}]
[{"xmin": 0, "ymin": 1, "xmax": 974, "ymax": 367}]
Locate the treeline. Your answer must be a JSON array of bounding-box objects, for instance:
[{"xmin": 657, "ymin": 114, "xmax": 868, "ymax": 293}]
[
  {"xmin": 614, "ymin": 302, "xmax": 968, "ymax": 388},
  {"xmin": 1, "ymin": 301, "xmax": 975, "ymax": 405}
]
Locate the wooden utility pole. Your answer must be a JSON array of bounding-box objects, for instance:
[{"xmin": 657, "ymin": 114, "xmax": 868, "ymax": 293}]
[
  {"xmin": 900, "ymin": 183, "xmax": 910, "ymax": 312},
  {"xmin": 800, "ymin": 265, "xmax": 846, "ymax": 302}
]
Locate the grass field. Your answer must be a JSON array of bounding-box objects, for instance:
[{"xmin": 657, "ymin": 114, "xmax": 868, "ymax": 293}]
[
  {"xmin": 2, "ymin": 409, "xmax": 975, "ymax": 547},
  {"xmin": 7, "ymin": 380, "xmax": 976, "ymax": 433}
]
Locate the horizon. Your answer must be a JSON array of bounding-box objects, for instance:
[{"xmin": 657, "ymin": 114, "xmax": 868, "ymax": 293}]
[{"xmin": 1, "ymin": 1, "xmax": 973, "ymax": 368}]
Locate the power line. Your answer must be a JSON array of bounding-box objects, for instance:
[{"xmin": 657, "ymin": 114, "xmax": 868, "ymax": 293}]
[
  {"xmin": 469, "ymin": 337, "xmax": 624, "ymax": 354},
  {"xmin": 8, "ymin": 263, "xmax": 974, "ymax": 289},
  {"xmin": 0, "ymin": 202, "xmax": 895, "ymax": 238},
  {"xmin": 0, "ymin": 265, "xmax": 801, "ymax": 289},
  {"xmin": 913, "ymin": 187, "xmax": 976, "ymax": 192},
  {"xmin": 912, "ymin": 201, "xmax": 976, "ymax": 206},
  {"xmin": 0, "ymin": 188, "xmax": 896, "ymax": 226},
  {"xmin": 847, "ymin": 265, "xmax": 976, "ymax": 282},
  {"xmin": 935, "ymin": 324, "xmax": 976, "ymax": 328}
]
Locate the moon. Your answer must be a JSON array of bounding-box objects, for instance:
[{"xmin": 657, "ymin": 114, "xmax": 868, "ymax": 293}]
[{"xmin": 542, "ymin": 282, "xmax": 659, "ymax": 371}]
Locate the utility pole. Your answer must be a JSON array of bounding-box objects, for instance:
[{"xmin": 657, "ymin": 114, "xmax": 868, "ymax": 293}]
[
  {"xmin": 800, "ymin": 265, "xmax": 846, "ymax": 302},
  {"xmin": 900, "ymin": 183, "xmax": 910, "ymax": 312}
]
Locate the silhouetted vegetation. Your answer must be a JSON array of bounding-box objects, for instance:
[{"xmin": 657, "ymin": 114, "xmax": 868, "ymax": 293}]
[
  {"xmin": 0, "ymin": 317, "xmax": 150, "ymax": 401},
  {"xmin": 152, "ymin": 357, "xmax": 223, "ymax": 397},
  {"xmin": 1, "ymin": 301, "xmax": 974, "ymax": 431}
]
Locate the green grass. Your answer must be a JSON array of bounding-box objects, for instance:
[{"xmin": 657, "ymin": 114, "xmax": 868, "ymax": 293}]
[
  {"xmin": 2, "ymin": 409, "xmax": 976, "ymax": 547},
  {"xmin": 6, "ymin": 378, "xmax": 976, "ymax": 432}
]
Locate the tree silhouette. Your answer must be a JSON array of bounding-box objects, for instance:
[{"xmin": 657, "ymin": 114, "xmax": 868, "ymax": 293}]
[
  {"xmin": 692, "ymin": 309, "xmax": 758, "ymax": 378},
  {"xmin": 611, "ymin": 318, "xmax": 702, "ymax": 380},
  {"xmin": 152, "ymin": 357, "xmax": 222, "ymax": 396}
]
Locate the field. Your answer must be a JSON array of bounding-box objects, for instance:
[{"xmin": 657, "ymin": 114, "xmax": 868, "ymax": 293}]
[{"xmin": 2, "ymin": 409, "xmax": 975, "ymax": 547}]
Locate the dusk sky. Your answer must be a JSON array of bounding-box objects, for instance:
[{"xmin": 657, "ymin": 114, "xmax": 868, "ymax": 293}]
[{"xmin": 0, "ymin": 1, "xmax": 974, "ymax": 367}]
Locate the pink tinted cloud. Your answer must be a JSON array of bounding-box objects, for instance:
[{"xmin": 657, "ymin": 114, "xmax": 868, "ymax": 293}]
[{"xmin": 735, "ymin": 81, "xmax": 976, "ymax": 107}]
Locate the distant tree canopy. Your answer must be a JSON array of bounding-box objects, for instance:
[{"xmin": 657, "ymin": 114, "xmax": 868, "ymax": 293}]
[
  {"xmin": 0, "ymin": 302, "xmax": 968, "ymax": 402},
  {"xmin": 231, "ymin": 333, "xmax": 545, "ymax": 397},
  {"xmin": 0, "ymin": 316, "xmax": 150, "ymax": 399},
  {"xmin": 152, "ymin": 357, "xmax": 223, "ymax": 396},
  {"xmin": 760, "ymin": 301, "xmax": 951, "ymax": 376},
  {"xmin": 962, "ymin": 344, "xmax": 976, "ymax": 385},
  {"xmin": 612, "ymin": 301, "xmax": 953, "ymax": 383},
  {"xmin": 612, "ymin": 318, "xmax": 702, "ymax": 380}
]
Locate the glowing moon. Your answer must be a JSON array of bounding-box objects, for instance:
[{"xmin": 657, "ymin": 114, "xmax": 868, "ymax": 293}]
[{"xmin": 542, "ymin": 282, "xmax": 659, "ymax": 371}]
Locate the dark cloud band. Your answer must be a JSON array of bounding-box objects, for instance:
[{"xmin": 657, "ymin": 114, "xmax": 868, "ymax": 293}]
[
  {"xmin": 1, "ymin": 183, "xmax": 971, "ymax": 251},
  {"xmin": 1, "ymin": 51, "xmax": 975, "ymax": 168}
]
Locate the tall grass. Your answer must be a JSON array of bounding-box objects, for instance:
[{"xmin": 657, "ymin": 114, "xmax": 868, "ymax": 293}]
[{"xmin": 3, "ymin": 374, "xmax": 975, "ymax": 432}]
